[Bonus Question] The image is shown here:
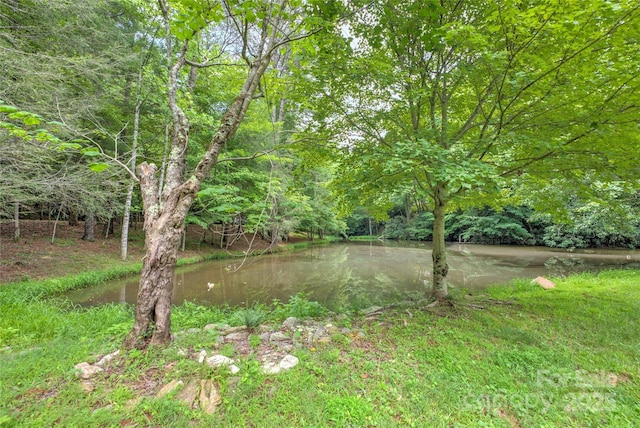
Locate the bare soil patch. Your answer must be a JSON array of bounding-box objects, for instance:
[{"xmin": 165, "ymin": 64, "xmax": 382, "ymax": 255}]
[{"xmin": 1, "ymin": 220, "xmax": 285, "ymax": 284}]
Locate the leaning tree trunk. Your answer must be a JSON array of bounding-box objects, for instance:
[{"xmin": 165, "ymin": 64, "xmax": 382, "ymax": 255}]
[
  {"xmin": 431, "ymin": 184, "xmax": 449, "ymax": 301},
  {"xmin": 124, "ymin": 0, "xmax": 294, "ymax": 349}
]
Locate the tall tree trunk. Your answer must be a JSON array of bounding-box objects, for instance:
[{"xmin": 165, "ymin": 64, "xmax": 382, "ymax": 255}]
[
  {"xmin": 83, "ymin": 212, "xmax": 95, "ymax": 242},
  {"xmin": 431, "ymin": 184, "xmax": 449, "ymax": 301},
  {"xmin": 124, "ymin": 0, "xmax": 298, "ymax": 349},
  {"xmin": 121, "ymin": 91, "xmax": 141, "ymax": 260},
  {"xmin": 13, "ymin": 201, "xmax": 20, "ymax": 242}
]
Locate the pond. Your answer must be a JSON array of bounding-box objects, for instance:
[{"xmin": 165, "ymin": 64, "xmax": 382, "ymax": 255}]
[{"xmin": 64, "ymin": 242, "xmax": 639, "ymax": 310}]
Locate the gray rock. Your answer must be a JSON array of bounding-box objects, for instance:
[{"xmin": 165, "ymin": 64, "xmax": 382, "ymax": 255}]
[
  {"xmin": 282, "ymin": 317, "xmax": 300, "ymax": 331},
  {"xmin": 198, "ymin": 350, "xmax": 207, "ymax": 364},
  {"xmin": 259, "ymin": 332, "xmax": 270, "ymax": 342},
  {"xmin": 226, "ymin": 326, "xmax": 247, "ymax": 334},
  {"xmin": 225, "ymin": 331, "xmax": 249, "ymax": 341},
  {"xmin": 269, "ymin": 331, "xmax": 288, "ymax": 342},
  {"xmin": 312, "ymin": 326, "xmax": 326, "ymax": 342},
  {"xmin": 276, "ymin": 343, "xmax": 294, "ymax": 352},
  {"xmin": 341, "ymin": 328, "xmax": 352, "ymax": 335}
]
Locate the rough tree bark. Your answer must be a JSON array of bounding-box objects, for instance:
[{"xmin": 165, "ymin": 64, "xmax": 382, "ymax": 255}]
[
  {"xmin": 82, "ymin": 212, "xmax": 95, "ymax": 242},
  {"xmin": 123, "ymin": 0, "xmax": 293, "ymax": 349},
  {"xmin": 431, "ymin": 183, "xmax": 449, "ymax": 301}
]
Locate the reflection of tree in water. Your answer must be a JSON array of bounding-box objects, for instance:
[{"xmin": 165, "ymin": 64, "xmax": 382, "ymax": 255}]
[
  {"xmin": 544, "ymin": 256, "xmax": 587, "ymax": 276},
  {"xmin": 446, "ymin": 249, "xmax": 532, "ymax": 288},
  {"xmin": 299, "ymin": 246, "xmax": 353, "ymax": 309}
]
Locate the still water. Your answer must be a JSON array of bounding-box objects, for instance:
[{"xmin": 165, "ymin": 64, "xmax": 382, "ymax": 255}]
[{"xmin": 64, "ymin": 242, "xmax": 639, "ymax": 310}]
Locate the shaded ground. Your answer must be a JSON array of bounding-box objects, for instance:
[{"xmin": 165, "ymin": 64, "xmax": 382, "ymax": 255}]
[{"xmin": 0, "ymin": 220, "xmax": 284, "ymax": 283}]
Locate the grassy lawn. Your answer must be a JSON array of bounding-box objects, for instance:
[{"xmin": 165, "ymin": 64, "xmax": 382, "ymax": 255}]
[{"xmin": 1, "ymin": 269, "xmax": 638, "ymax": 427}]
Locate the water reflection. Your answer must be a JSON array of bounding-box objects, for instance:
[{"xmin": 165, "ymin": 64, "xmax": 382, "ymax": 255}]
[{"xmin": 65, "ymin": 242, "xmax": 639, "ymax": 310}]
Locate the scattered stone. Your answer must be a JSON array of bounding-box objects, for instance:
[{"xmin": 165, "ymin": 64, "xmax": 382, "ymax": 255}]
[
  {"xmin": 79, "ymin": 380, "xmax": 94, "ymax": 393},
  {"xmin": 341, "ymin": 328, "xmax": 352, "ymax": 335},
  {"xmin": 532, "ymin": 276, "xmax": 556, "ymax": 290},
  {"xmin": 225, "ymin": 331, "xmax": 249, "ymax": 341},
  {"xmin": 198, "ymin": 350, "xmax": 207, "ymax": 364},
  {"xmin": 276, "ymin": 343, "xmax": 294, "ymax": 352},
  {"xmin": 186, "ymin": 328, "xmax": 201, "ymax": 335},
  {"xmin": 312, "ymin": 327, "xmax": 326, "ymax": 342},
  {"xmin": 259, "ymin": 332, "xmax": 270, "ymax": 342},
  {"xmin": 205, "ymin": 355, "xmax": 240, "ymax": 374},
  {"xmin": 214, "ymin": 335, "xmax": 225, "ymax": 346},
  {"xmin": 176, "ymin": 379, "xmax": 199, "ymax": 407},
  {"xmin": 282, "ymin": 317, "xmax": 300, "ymax": 331},
  {"xmin": 356, "ymin": 331, "xmax": 366, "ymax": 339},
  {"xmin": 325, "ymin": 323, "xmax": 338, "ymax": 334},
  {"xmin": 199, "ymin": 380, "xmax": 222, "ymax": 415},
  {"xmin": 279, "ymin": 354, "xmax": 299, "ymax": 370},
  {"xmin": 156, "ymin": 379, "xmax": 184, "ymax": 398},
  {"xmin": 206, "ymin": 355, "xmax": 234, "ymax": 368},
  {"xmin": 262, "ymin": 354, "xmax": 299, "ymax": 374},
  {"xmin": 226, "ymin": 326, "xmax": 247, "ymax": 334},
  {"xmin": 269, "ymin": 332, "xmax": 288, "ymax": 342},
  {"xmin": 262, "ymin": 361, "xmax": 281, "ymax": 375},
  {"xmin": 96, "ymin": 350, "xmax": 120, "ymax": 367},
  {"xmin": 360, "ymin": 305, "xmax": 383, "ymax": 316},
  {"xmin": 74, "ymin": 362, "xmax": 103, "ymax": 379},
  {"xmin": 205, "ymin": 323, "xmax": 230, "ymax": 331}
]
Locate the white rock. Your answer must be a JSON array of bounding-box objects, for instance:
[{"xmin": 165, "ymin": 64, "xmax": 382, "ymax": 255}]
[
  {"xmin": 262, "ymin": 361, "xmax": 281, "ymax": 375},
  {"xmin": 206, "ymin": 355, "xmax": 235, "ymax": 368},
  {"xmin": 198, "ymin": 350, "xmax": 207, "ymax": 364},
  {"xmin": 96, "ymin": 350, "xmax": 120, "ymax": 367},
  {"xmin": 279, "ymin": 355, "xmax": 299, "ymax": 370}
]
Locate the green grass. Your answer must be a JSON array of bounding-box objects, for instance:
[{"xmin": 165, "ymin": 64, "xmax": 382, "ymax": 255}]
[{"xmin": 1, "ymin": 269, "xmax": 639, "ymax": 427}]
